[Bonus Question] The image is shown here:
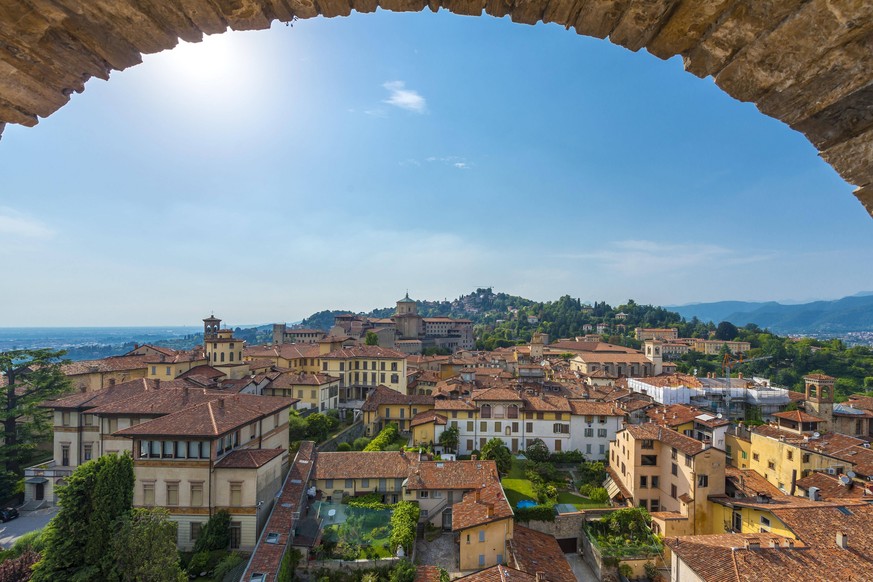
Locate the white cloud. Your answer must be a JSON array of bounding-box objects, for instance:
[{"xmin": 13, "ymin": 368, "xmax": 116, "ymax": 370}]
[
  {"xmin": 382, "ymin": 81, "xmax": 427, "ymax": 113},
  {"xmin": 555, "ymin": 240, "xmax": 775, "ymax": 276},
  {"xmin": 426, "ymin": 156, "xmax": 473, "ymax": 170},
  {"xmin": 454, "ymin": 162, "xmax": 470, "ymax": 170},
  {"xmin": 0, "ymin": 207, "xmax": 54, "ymax": 239}
]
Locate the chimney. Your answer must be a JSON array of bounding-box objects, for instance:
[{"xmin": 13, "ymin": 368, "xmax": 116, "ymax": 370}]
[
  {"xmin": 183, "ymin": 385, "xmax": 189, "ymax": 399},
  {"xmin": 486, "ymin": 504, "xmax": 493, "ymax": 518},
  {"xmin": 536, "ymin": 573, "xmax": 546, "ymax": 582},
  {"xmin": 475, "ymin": 488, "xmax": 480, "ymax": 502},
  {"xmin": 471, "ymin": 454, "xmax": 478, "ymax": 461},
  {"xmin": 745, "ymin": 541, "xmax": 761, "ymax": 550},
  {"xmin": 837, "ymin": 532, "xmax": 848, "ymax": 549},
  {"xmin": 218, "ymin": 398, "xmax": 225, "ymax": 409},
  {"xmin": 154, "ymin": 379, "xmax": 161, "ymax": 389}
]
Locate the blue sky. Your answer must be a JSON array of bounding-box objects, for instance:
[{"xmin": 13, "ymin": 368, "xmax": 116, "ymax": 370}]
[{"xmin": 2, "ymin": 11, "xmax": 872, "ymax": 327}]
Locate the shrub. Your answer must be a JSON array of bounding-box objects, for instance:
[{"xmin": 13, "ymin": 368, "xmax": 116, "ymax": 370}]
[
  {"xmin": 212, "ymin": 552, "xmax": 244, "ymax": 581},
  {"xmin": 336, "ymin": 442, "xmax": 352, "ymax": 452},
  {"xmin": 514, "ymin": 504, "xmax": 555, "ymax": 522},
  {"xmin": 549, "ymin": 450, "xmax": 585, "ymax": 464},
  {"xmin": 187, "ymin": 551, "xmax": 209, "ymax": 576},
  {"xmin": 277, "ymin": 548, "xmax": 302, "ymax": 582},
  {"xmin": 193, "ymin": 510, "xmax": 231, "ymax": 553},
  {"xmin": 0, "ymin": 550, "xmax": 40, "ymax": 582},
  {"xmin": 345, "ymin": 493, "xmax": 387, "ymax": 510},
  {"xmin": 525, "ymin": 439, "xmax": 550, "ymax": 462},
  {"xmin": 589, "ymin": 487, "xmax": 610, "ymax": 503},
  {"xmin": 364, "ymin": 424, "xmax": 400, "ymax": 452},
  {"xmin": 618, "ymin": 563, "xmax": 633, "ymax": 579},
  {"xmin": 644, "ymin": 561, "xmax": 658, "ymax": 581},
  {"xmin": 388, "ymin": 502, "xmax": 420, "ymax": 555},
  {"xmin": 352, "ymin": 437, "xmax": 372, "ymax": 451}
]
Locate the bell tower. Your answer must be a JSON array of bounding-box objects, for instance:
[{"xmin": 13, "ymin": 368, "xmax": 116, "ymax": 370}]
[
  {"xmin": 804, "ymin": 373, "xmax": 834, "ymax": 431},
  {"xmin": 203, "ymin": 314, "xmax": 221, "ymax": 344}
]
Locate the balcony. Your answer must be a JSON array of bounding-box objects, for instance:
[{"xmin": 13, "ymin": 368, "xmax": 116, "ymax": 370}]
[{"xmin": 24, "ymin": 460, "xmax": 73, "ymax": 479}]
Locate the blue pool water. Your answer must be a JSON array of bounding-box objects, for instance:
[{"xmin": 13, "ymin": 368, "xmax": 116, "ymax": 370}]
[{"xmin": 516, "ymin": 500, "xmax": 537, "ymax": 509}]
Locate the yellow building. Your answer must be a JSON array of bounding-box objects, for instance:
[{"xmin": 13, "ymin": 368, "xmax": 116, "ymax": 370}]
[
  {"xmin": 61, "ymin": 354, "xmax": 150, "ymax": 393},
  {"xmin": 319, "ymin": 345, "xmax": 408, "ymax": 403},
  {"xmin": 244, "ymin": 343, "xmax": 321, "ymax": 372},
  {"xmin": 606, "ymin": 423, "xmax": 726, "ymax": 538},
  {"xmin": 452, "ymin": 480, "xmax": 514, "ymax": 570},
  {"xmin": 689, "ymin": 339, "xmax": 751, "ymax": 355},
  {"xmin": 410, "ymin": 412, "xmax": 448, "ymax": 449},
  {"xmin": 311, "ymin": 450, "xmax": 417, "ymax": 504},
  {"xmin": 360, "ymin": 386, "xmax": 436, "ymax": 435},
  {"xmin": 144, "ymin": 349, "xmax": 208, "ymax": 380},
  {"xmin": 262, "ymin": 371, "xmax": 340, "ymax": 412}
]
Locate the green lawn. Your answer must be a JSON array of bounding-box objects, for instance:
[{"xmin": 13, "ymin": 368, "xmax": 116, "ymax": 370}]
[
  {"xmin": 502, "ymin": 458, "xmax": 537, "ymax": 507},
  {"xmin": 556, "ymin": 491, "xmax": 609, "ymax": 509}
]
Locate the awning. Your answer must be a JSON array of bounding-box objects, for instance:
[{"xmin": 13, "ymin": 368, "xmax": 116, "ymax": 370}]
[{"xmin": 25, "ymin": 477, "xmax": 47, "ymax": 484}]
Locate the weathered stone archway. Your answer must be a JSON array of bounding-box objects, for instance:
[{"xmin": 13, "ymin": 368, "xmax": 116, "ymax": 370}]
[{"xmin": 1, "ymin": 1, "xmax": 872, "ymax": 216}]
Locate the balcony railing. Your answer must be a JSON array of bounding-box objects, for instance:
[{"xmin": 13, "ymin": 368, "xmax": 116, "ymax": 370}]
[{"xmin": 25, "ymin": 460, "xmax": 73, "ymax": 478}]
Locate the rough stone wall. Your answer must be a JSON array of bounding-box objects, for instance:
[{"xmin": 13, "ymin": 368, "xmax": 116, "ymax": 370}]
[{"xmin": 0, "ymin": 1, "xmax": 871, "ymax": 215}]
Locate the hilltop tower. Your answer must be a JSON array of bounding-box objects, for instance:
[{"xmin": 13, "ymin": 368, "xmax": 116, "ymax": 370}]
[
  {"xmin": 530, "ymin": 332, "xmax": 544, "ymax": 360},
  {"xmin": 804, "ymin": 373, "xmax": 835, "ymax": 432},
  {"xmin": 394, "ymin": 293, "xmax": 422, "ymax": 338},
  {"xmin": 644, "ymin": 339, "xmax": 663, "ymax": 376}
]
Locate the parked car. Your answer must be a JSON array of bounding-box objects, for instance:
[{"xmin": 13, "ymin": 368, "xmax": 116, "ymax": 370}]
[{"xmin": 0, "ymin": 507, "xmax": 19, "ymax": 522}]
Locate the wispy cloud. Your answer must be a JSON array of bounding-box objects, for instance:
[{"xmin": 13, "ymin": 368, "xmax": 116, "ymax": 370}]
[
  {"xmin": 0, "ymin": 207, "xmax": 54, "ymax": 239},
  {"xmin": 382, "ymin": 81, "xmax": 427, "ymax": 113},
  {"xmin": 555, "ymin": 240, "xmax": 776, "ymax": 276},
  {"xmin": 427, "ymin": 156, "xmax": 473, "ymax": 170}
]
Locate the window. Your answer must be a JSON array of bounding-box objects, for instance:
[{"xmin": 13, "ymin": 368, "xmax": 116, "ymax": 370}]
[
  {"xmin": 143, "ymin": 482, "xmax": 155, "ymax": 506},
  {"xmin": 467, "ymin": 421, "xmax": 474, "ymax": 432},
  {"xmin": 639, "ymin": 499, "xmax": 648, "ymax": 510},
  {"xmin": 651, "ymin": 476, "xmax": 659, "ymax": 488},
  {"xmin": 641, "ymin": 455, "xmax": 657, "ymax": 466},
  {"xmin": 466, "ymin": 440, "xmax": 473, "ymax": 451},
  {"xmin": 599, "ymin": 415, "xmax": 607, "ymax": 424},
  {"xmin": 230, "ymin": 522, "xmax": 242, "ymax": 549},
  {"xmin": 802, "ymin": 453, "xmax": 811, "ymax": 463},
  {"xmin": 345, "ymin": 479, "xmax": 353, "ymax": 489},
  {"xmin": 83, "ymin": 443, "xmax": 93, "ymax": 461},
  {"xmin": 191, "ymin": 482, "xmax": 203, "ymax": 507},
  {"xmin": 555, "ymin": 439, "xmax": 562, "ymax": 452},
  {"xmin": 526, "ymin": 422, "xmax": 534, "ymax": 433},
  {"xmin": 391, "ymin": 374, "xmax": 399, "ymax": 384},
  {"xmin": 362, "ymin": 479, "xmax": 369, "ymax": 488},
  {"xmin": 391, "ymin": 362, "xmax": 398, "ymax": 371},
  {"xmin": 671, "ymin": 463, "xmax": 678, "ymax": 476},
  {"xmin": 753, "ymin": 452, "xmax": 760, "ymax": 462},
  {"xmin": 481, "ymin": 405, "xmax": 492, "ymax": 419},
  {"xmin": 167, "ymin": 482, "xmax": 179, "ymax": 506},
  {"xmin": 83, "ymin": 414, "xmax": 94, "ymax": 426},
  {"xmin": 479, "ymin": 555, "xmax": 485, "ymax": 567},
  {"xmin": 685, "ymin": 454, "xmax": 692, "ymax": 467},
  {"xmin": 419, "ymin": 491, "xmax": 429, "ymax": 499},
  {"xmin": 641, "ymin": 439, "xmax": 654, "ymax": 449},
  {"xmin": 381, "ymin": 362, "xmax": 386, "ymax": 371},
  {"xmin": 151, "ymin": 366, "xmax": 156, "ymax": 375},
  {"xmin": 230, "ymin": 483, "xmax": 242, "ymax": 506},
  {"xmin": 671, "ymin": 448, "xmax": 678, "ymax": 460},
  {"xmin": 479, "ymin": 530, "xmax": 485, "ymax": 542},
  {"xmin": 697, "ymin": 475, "xmax": 709, "ymax": 488},
  {"xmin": 767, "ymin": 461, "xmax": 775, "ymax": 470},
  {"xmin": 325, "ymin": 479, "xmax": 334, "ymax": 489},
  {"xmin": 191, "ymin": 522, "xmax": 202, "ymax": 543},
  {"xmin": 640, "ymin": 476, "xmax": 648, "ymax": 488},
  {"xmin": 599, "ymin": 444, "xmax": 605, "ymax": 454},
  {"xmin": 61, "ymin": 444, "xmax": 70, "ymax": 467},
  {"xmin": 584, "ymin": 428, "xmax": 594, "ymax": 437},
  {"xmin": 650, "ymin": 498, "xmax": 660, "ymax": 512},
  {"xmin": 670, "ymin": 484, "xmax": 677, "ymax": 499},
  {"xmin": 742, "ymin": 451, "xmax": 748, "ymax": 460},
  {"xmin": 597, "ymin": 429, "xmax": 607, "ymax": 438},
  {"xmin": 787, "ymin": 450, "xmax": 793, "ymax": 461},
  {"xmin": 466, "ymin": 534, "xmax": 470, "ymax": 544},
  {"xmin": 165, "ymin": 366, "xmax": 171, "ymax": 375},
  {"xmin": 586, "ymin": 444, "xmax": 592, "ymax": 454},
  {"xmin": 760, "ymin": 516, "xmax": 770, "ymax": 527}
]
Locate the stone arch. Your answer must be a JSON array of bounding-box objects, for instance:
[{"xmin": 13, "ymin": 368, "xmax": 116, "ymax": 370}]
[{"xmin": 1, "ymin": 1, "xmax": 872, "ymax": 215}]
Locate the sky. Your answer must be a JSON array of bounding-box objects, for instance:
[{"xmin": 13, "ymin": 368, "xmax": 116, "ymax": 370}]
[{"xmin": 1, "ymin": 11, "xmax": 873, "ymax": 327}]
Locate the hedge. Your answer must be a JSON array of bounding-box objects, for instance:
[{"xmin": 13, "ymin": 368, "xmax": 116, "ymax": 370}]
[
  {"xmin": 364, "ymin": 423, "xmax": 400, "ymax": 452},
  {"xmin": 513, "ymin": 504, "xmax": 555, "ymax": 522},
  {"xmin": 388, "ymin": 502, "xmax": 420, "ymax": 555}
]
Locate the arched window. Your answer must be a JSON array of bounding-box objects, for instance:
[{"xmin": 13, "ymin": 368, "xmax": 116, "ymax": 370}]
[{"xmin": 481, "ymin": 404, "xmax": 492, "ymax": 419}]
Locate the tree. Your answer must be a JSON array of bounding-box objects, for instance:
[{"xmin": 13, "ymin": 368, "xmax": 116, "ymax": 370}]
[
  {"xmin": 33, "ymin": 453, "xmax": 135, "ymax": 581},
  {"xmin": 480, "ymin": 438, "xmax": 512, "ymax": 475},
  {"xmin": 193, "ymin": 509, "xmax": 231, "ymax": 553},
  {"xmin": 438, "ymin": 425, "xmax": 459, "ymax": 454},
  {"xmin": 0, "ymin": 349, "xmax": 72, "ymax": 495},
  {"xmin": 305, "ymin": 413, "xmax": 334, "ymax": 442},
  {"xmin": 287, "ymin": 413, "xmax": 309, "ymax": 442},
  {"xmin": 365, "ymin": 331, "xmax": 379, "ymax": 346},
  {"xmin": 525, "ymin": 438, "xmax": 550, "ymax": 463},
  {"xmin": 715, "ymin": 321, "xmax": 739, "ymax": 341},
  {"xmin": 111, "ymin": 508, "xmax": 186, "ymax": 582}
]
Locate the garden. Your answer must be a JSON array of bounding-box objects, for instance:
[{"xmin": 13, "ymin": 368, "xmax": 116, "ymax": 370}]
[
  {"xmin": 312, "ymin": 497, "xmax": 419, "ymax": 563},
  {"xmin": 499, "ymin": 440, "xmax": 611, "ymax": 519}
]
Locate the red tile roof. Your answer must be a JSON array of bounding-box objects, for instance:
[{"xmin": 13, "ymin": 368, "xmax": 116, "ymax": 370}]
[
  {"xmin": 313, "ymin": 451, "xmax": 418, "ymax": 480},
  {"xmin": 114, "ymin": 395, "xmax": 296, "ymax": 438},
  {"xmin": 509, "ymin": 525, "xmax": 576, "ymax": 582},
  {"xmin": 409, "ymin": 411, "xmax": 447, "ymax": 428},
  {"xmin": 214, "ymin": 447, "xmax": 285, "ymax": 469},
  {"xmin": 455, "ymin": 565, "xmax": 535, "ymax": 582},
  {"xmin": 625, "ymin": 423, "xmax": 707, "ymax": 456},
  {"xmin": 452, "ymin": 480, "xmax": 513, "ymax": 531},
  {"xmin": 320, "ymin": 346, "xmax": 406, "ymax": 359},
  {"xmin": 773, "ymin": 410, "xmax": 825, "ymax": 423},
  {"xmin": 360, "ymin": 385, "xmax": 434, "ymax": 412},
  {"xmin": 405, "ymin": 459, "xmax": 497, "ymax": 491}
]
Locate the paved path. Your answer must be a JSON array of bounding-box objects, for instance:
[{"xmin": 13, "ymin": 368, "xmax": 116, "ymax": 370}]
[
  {"xmin": 565, "ymin": 552, "xmax": 598, "ymax": 582},
  {"xmin": 416, "ymin": 532, "xmax": 460, "ymax": 576},
  {"xmin": 0, "ymin": 507, "xmax": 58, "ymax": 548}
]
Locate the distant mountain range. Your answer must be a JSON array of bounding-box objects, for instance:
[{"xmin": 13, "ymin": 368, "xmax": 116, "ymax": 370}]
[{"xmin": 670, "ymin": 294, "xmax": 873, "ymax": 334}]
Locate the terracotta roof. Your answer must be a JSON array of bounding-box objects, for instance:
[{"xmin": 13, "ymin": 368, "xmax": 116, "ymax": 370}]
[
  {"xmin": 313, "ymin": 451, "xmax": 417, "ymax": 480},
  {"xmin": 625, "ymin": 423, "xmax": 707, "ymax": 457},
  {"xmin": 773, "ymin": 410, "xmax": 825, "ymax": 423},
  {"xmin": 847, "ymin": 394, "xmax": 873, "ymax": 412},
  {"xmin": 360, "ymin": 385, "xmax": 434, "ymax": 411},
  {"xmin": 472, "ymin": 387, "xmax": 523, "ymax": 402},
  {"xmin": 433, "ymin": 399, "xmax": 477, "ymax": 411},
  {"xmin": 522, "ymin": 394, "xmax": 571, "ymax": 413},
  {"xmin": 508, "ymin": 525, "xmax": 576, "ymax": 582},
  {"xmin": 267, "ymin": 371, "xmax": 339, "ymax": 389},
  {"xmin": 452, "ymin": 480, "xmax": 513, "ymax": 531},
  {"xmin": 770, "ymin": 503, "xmax": 873, "ymax": 548},
  {"xmin": 85, "ymin": 385, "xmax": 226, "ymax": 416},
  {"xmin": 647, "ymin": 404, "xmax": 704, "ymax": 427},
  {"xmin": 454, "ymin": 565, "xmax": 535, "ymax": 582},
  {"xmin": 177, "ymin": 365, "xmax": 226, "ymax": 380},
  {"xmin": 409, "ymin": 411, "xmax": 447, "ymax": 428},
  {"xmin": 634, "ymin": 373, "xmax": 703, "ymax": 388},
  {"xmin": 143, "ymin": 349, "xmax": 205, "ymax": 364},
  {"xmin": 114, "ymin": 395, "xmax": 296, "ymax": 438},
  {"xmin": 725, "ymin": 467, "xmax": 782, "ymax": 498},
  {"xmin": 803, "ymin": 373, "xmax": 835, "ymax": 382},
  {"xmin": 214, "ymin": 447, "xmax": 285, "ymax": 469},
  {"xmin": 405, "ymin": 459, "xmax": 497, "ymax": 491},
  {"xmin": 61, "ymin": 355, "xmax": 151, "ymax": 376},
  {"xmin": 245, "ymin": 343, "xmax": 320, "ymax": 361},
  {"xmin": 320, "ymin": 346, "xmax": 406, "ymax": 359},
  {"xmin": 44, "ymin": 378, "xmax": 203, "ymax": 410},
  {"xmin": 414, "ymin": 566, "xmax": 444, "ymax": 582},
  {"xmin": 795, "ymin": 471, "xmax": 868, "ymax": 501},
  {"xmin": 568, "ymin": 400, "xmax": 623, "ymax": 416},
  {"xmin": 243, "ymin": 442, "xmax": 316, "ymax": 581}
]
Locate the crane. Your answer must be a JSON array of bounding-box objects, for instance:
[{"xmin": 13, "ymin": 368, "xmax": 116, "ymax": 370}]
[{"xmin": 722, "ymin": 353, "xmax": 772, "ymax": 378}]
